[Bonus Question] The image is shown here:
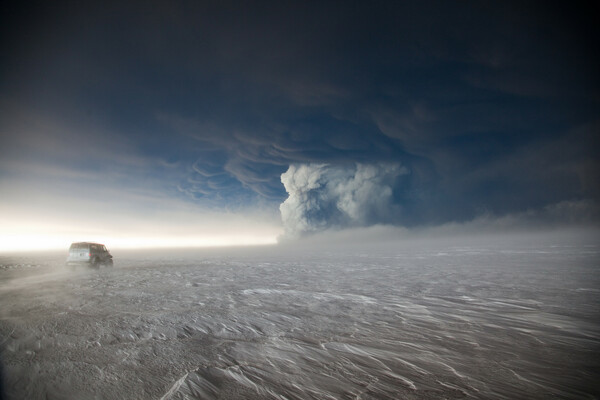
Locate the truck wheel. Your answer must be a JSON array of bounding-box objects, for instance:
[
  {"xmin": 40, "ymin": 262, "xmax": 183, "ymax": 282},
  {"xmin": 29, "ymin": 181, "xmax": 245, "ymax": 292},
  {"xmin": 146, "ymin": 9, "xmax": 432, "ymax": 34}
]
[{"xmin": 107, "ymin": 259, "xmax": 114, "ymax": 267}]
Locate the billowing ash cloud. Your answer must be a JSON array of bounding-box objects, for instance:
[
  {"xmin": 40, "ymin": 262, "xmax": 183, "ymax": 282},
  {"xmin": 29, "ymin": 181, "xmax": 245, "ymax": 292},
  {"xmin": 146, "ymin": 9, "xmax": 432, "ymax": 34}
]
[{"xmin": 279, "ymin": 163, "xmax": 408, "ymax": 237}]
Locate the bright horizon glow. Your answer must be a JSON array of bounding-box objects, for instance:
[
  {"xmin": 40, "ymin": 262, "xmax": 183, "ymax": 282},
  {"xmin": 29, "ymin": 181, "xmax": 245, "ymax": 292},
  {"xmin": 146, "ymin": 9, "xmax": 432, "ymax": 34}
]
[
  {"xmin": 0, "ymin": 232, "xmax": 278, "ymax": 253},
  {"xmin": 0, "ymin": 188, "xmax": 283, "ymax": 253}
]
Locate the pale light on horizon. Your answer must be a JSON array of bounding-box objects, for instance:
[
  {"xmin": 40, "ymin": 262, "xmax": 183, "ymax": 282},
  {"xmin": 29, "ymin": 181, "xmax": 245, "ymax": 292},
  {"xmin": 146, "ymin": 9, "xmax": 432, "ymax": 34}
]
[
  {"xmin": 0, "ymin": 193, "xmax": 283, "ymax": 253},
  {"xmin": 0, "ymin": 232, "xmax": 278, "ymax": 253}
]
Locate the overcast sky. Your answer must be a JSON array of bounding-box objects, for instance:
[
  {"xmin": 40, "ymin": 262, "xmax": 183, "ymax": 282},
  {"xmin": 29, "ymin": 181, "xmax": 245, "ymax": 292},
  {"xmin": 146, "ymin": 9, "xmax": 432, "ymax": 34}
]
[{"xmin": 1, "ymin": 1, "xmax": 598, "ymax": 249}]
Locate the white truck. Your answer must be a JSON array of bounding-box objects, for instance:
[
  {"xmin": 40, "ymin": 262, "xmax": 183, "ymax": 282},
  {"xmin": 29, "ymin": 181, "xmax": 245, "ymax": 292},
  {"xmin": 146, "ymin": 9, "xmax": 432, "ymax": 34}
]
[{"xmin": 66, "ymin": 242, "xmax": 113, "ymax": 268}]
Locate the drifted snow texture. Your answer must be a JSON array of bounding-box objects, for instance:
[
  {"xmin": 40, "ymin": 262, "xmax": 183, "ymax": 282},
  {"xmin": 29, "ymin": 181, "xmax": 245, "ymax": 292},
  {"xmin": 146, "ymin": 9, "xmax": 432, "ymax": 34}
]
[
  {"xmin": 279, "ymin": 163, "xmax": 408, "ymax": 237},
  {"xmin": 1, "ymin": 240, "xmax": 599, "ymax": 400}
]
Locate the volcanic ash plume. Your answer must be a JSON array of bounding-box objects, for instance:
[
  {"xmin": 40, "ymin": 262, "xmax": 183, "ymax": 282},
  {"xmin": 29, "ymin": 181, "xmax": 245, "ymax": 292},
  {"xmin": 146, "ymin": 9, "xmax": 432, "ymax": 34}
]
[{"xmin": 279, "ymin": 163, "xmax": 408, "ymax": 238}]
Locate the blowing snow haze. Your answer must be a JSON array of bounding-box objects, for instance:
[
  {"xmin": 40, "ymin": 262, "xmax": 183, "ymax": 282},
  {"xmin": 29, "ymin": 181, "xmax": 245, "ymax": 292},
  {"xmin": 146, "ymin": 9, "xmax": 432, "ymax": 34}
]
[{"xmin": 0, "ymin": 1, "xmax": 599, "ymax": 246}]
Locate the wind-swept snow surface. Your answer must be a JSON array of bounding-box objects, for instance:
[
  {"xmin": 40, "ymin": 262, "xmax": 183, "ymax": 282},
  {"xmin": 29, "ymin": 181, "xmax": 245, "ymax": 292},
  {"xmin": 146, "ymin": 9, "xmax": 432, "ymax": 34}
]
[{"xmin": 0, "ymin": 235, "xmax": 599, "ymax": 399}]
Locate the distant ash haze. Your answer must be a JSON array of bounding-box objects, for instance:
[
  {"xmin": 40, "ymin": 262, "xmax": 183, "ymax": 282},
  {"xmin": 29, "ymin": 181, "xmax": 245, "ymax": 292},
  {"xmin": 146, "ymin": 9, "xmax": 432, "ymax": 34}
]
[
  {"xmin": 277, "ymin": 162, "xmax": 600, "ymax": 240},
  {"xmin": 279, "ymin": 163, "xmax": 408, "ymax": 238}
]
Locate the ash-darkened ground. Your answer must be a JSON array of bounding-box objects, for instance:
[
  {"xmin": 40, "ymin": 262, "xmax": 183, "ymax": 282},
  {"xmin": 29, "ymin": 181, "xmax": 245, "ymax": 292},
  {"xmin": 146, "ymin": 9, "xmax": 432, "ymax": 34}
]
[{"xmin": 1, "ymin": 233, "xmax": 599, "ymax": 400}]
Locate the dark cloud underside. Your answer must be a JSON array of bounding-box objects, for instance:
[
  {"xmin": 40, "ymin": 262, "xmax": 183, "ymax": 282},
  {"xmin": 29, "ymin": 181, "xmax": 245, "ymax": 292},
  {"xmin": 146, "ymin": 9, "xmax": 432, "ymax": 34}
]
[{"xmin": 1, "ymin": 1, "xmax": 598, "ymax": 231}]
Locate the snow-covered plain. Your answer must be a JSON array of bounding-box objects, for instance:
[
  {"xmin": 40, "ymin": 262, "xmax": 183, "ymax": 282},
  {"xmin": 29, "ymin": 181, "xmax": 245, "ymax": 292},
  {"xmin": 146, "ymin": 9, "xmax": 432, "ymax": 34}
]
[{"xmin": 1, "ymin": 233, "xmax": 599, "ymax": 399}]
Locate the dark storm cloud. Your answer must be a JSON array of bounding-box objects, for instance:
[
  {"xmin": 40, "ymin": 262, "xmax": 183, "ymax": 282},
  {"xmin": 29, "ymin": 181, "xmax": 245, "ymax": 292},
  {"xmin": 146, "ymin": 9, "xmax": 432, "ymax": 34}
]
[{"xmin": 1, "ymin": 1, "xmax": 598, "ymax": 231}]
